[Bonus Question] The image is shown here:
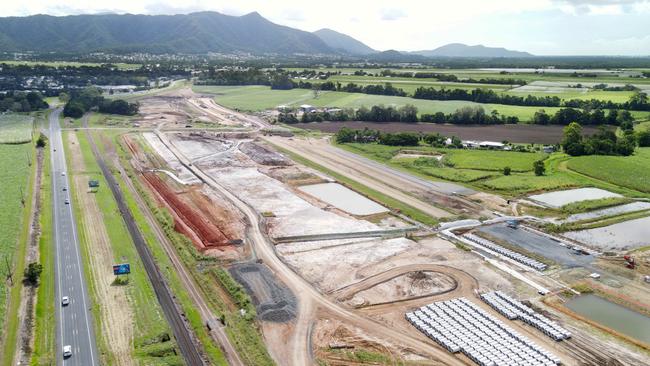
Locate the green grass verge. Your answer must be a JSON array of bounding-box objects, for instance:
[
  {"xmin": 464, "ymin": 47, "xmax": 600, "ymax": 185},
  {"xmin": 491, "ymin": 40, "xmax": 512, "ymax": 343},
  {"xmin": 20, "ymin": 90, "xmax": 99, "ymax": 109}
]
[
  {"xmin": 560, "ymin": 197, "xmax": 633, "ymax": 214},
  {"xmin": 87, "ymin": 113, "xmax": 134, "ymax": 128},
  {"xmin": 31, "ymin": 146, "xmax": 55, "ymax": 365}
]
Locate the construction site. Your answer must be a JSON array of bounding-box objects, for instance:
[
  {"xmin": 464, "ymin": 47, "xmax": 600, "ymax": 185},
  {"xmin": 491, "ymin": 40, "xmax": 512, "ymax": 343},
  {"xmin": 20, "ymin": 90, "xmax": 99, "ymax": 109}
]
[{"xmin": 112, "ymin": 87, "xmax": 650, "ymax": 366}]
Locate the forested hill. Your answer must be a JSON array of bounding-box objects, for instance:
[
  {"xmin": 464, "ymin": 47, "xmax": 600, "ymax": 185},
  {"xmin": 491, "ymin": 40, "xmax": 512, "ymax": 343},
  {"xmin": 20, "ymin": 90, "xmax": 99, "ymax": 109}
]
[
  {"xmin": 0, "ymin": 11, "xmax": 334, "ymax": 54},
  {"xmin": 313, "ymin": 28, "xmax": 376, "ymax": 55}
]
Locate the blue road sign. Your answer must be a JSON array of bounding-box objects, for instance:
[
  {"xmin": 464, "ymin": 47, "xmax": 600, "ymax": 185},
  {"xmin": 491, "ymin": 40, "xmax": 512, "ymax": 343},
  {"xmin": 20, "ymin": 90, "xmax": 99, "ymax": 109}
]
[{"xmin": 113, "ymin": 263, "xmax": 131, "ymax": 275}]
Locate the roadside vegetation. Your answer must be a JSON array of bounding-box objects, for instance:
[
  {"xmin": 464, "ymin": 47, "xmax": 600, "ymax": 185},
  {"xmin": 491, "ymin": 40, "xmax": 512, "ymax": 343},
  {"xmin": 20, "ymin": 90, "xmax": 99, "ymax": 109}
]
[
  {"xmin": 30, "ymin": 145, "xmax": 55, "ymax": 365},
  {"xmin": 67, "ymin": 131, "xmax": 181, "ymax": 365}
]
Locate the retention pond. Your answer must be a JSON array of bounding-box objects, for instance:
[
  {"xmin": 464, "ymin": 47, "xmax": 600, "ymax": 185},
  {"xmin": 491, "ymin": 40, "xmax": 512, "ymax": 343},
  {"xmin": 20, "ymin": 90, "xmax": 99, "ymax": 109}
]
[
  {"xmin": 565, "ymin": 294, "xmax": 650, "ymax": 344},
  {"xmin": 299, "ymin": 182, "xmax": 388, "ymax": 216}
]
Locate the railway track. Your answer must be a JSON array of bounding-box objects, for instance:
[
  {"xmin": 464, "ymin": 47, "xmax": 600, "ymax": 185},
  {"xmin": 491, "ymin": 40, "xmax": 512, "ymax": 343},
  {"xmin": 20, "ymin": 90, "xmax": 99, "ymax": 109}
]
[{"xmin": 81, "ymin": 118, "xmax": 206, "ymax": 366}]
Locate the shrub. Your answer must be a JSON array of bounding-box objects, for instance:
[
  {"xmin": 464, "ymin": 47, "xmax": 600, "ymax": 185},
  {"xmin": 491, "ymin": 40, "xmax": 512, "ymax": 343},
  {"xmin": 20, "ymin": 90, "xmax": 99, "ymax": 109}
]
[
  {"xmin": 533, "ymin": 160, "xmax": 546, "ymax": 176},
  {"xmin": 503, "ymin": 166, "xmax": 511, "ymax": 176}
]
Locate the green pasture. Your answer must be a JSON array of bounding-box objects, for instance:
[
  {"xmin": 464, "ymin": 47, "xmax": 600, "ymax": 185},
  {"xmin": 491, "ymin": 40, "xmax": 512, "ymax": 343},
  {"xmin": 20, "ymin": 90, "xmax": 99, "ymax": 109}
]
[
  {"xmin": 567, "ymin": 148, "xmax": 650, "ymax": 193},
  {"xmin": 0, "ymin": 114, "xmax": 34, "ymax": 144},
  {"xmin": 337, "ymin": 142, "xmax": 650, "ymax": 196},
  {"xmin": 193, "ymin": 85, "xmax": 564, "ymax": 121},
  {"xmin": 0, "ymin": 143, "xmax": 33, "ymax": 348}
]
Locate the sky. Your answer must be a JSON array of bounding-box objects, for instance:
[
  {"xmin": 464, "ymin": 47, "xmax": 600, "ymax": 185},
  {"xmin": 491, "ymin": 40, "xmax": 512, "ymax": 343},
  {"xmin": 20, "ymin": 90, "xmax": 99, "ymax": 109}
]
[{"xmin": 2, "ymin": 0, "xmax": 650, "ymax": 56}]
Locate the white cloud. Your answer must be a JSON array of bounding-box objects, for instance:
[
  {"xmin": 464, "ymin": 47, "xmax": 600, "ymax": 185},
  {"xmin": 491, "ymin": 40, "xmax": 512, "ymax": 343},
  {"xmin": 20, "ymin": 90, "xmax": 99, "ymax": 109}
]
[{"xmin": 379, "ymin": 8, "xmax": 407, "ymax": 21}]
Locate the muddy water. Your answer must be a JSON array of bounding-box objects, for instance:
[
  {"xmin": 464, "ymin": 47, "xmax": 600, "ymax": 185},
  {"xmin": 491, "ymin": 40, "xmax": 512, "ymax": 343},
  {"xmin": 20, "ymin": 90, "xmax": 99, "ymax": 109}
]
[
  {"xmin": 565, "ymin": 294, "xmax": 650, "ymax": 344},
  {"xmin": 299, "ymin": 182, "xmax": 388, "ymax": 216}
]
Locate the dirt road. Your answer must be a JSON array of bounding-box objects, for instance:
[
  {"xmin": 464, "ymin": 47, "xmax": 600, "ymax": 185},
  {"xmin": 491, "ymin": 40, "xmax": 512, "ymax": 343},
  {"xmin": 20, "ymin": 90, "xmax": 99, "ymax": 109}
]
[
  {"xmin": 264, "ymin": 136, "xmax": 458, "ymax": 219},
  {"xmin": 331, "ymin": 263, "xmax": 477, "ymax": 304},
  {"xmin": 155, "ymin": 130, "xmax": 468, "ymax": 366}
]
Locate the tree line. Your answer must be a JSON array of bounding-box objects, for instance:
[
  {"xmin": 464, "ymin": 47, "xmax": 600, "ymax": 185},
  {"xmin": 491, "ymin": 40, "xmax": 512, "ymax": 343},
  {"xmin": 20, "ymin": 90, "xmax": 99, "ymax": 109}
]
[
  {"xmin": 561, "ymin": 122, "xmax": 637, "ymax": 157},
  {"xmin": 377, "ymin": 69, "xmax": 528, "ymax": 85},
  {"xmin": 63, "ymin": 87, "xmax": 139, "ymax": 118},
  {"xmin": 532, "ymin": 108, "xmax": 634, "ymax": 126},
  {"xmin": 279, "ymin": 105, "xmax": 518, "ymax": 125},
  {"xmin": 335, "ymin": 127, "xmax": 464, "ymax": 148},
  {"xmin": 0, "ymin": 91, "xmax": 49, "ymax": 112}
]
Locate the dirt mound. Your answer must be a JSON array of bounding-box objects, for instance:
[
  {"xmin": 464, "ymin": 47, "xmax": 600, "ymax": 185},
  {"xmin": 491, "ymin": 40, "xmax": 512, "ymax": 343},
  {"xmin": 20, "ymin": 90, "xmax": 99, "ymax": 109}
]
[
  {"xmin": 229, "ymin": 263, "xmax": 297, "ymax": 322},
  {"xmin": 143, "ymin": 172, "xmax": 230, "ymax": 250},
  {"xmin": 239, "ymin": 141, "xmax": 292, "ymax": 166}
]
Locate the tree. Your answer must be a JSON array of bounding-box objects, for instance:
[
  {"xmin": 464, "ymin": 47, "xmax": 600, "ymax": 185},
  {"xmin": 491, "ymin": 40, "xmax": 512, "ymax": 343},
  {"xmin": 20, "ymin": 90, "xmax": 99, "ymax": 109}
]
[
  {"xmin": 637, "ymin": 130, "xmax": 650, "ymax": 147},
  {"xmin": 36, "ymin": 133, "xmax": 47, "ymax": 148},
  {"xmin": 561, "ymin": 122, "xmax": 584, "ymax": 155},
  {"xmin": 24, "ymin": 262, "xmax": 43, "ymax": 286},
  {"xmin": 398, "ymin": 104, "xmax": 418, "ymax": 122},
  {"xmin": 533, "ymin": 160, "xmax": 545, "ymax": 176},
  {"xmin": 63, "ymin": 101, "xmax": 84, "ymax": 118},
  {"xmin": 533, "ymin": 110, "xmax": 550, "ymax": 125},
  {"xmin": 503, "ymin": 166, "xmax": 511, "ymax": 176}
]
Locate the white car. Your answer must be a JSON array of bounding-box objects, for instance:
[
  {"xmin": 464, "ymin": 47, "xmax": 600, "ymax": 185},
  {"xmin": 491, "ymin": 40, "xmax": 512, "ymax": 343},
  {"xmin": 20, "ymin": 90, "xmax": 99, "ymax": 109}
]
[
  {"xmin": 63, "ymin": 345, "xmax": 72, "ymax": 358},
  {"xmin": 61, "ymin": 296, "xmax": 70, "ymax": 306},
  {"xmin": 61, "ymin": 172, "xmax": 66, "ymax": 176}
]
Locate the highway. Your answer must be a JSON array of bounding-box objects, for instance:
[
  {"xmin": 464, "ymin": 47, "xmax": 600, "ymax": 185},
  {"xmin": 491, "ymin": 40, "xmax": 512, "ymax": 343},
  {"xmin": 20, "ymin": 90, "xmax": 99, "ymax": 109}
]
[{"xmin": 50, "ymin": 108, "xmax": 99, "ymax": 366}]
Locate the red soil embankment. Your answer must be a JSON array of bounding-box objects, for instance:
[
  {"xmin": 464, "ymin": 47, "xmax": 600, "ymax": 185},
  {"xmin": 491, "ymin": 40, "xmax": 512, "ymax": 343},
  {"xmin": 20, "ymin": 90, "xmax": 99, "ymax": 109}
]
[{"xmin": 142, "ymin": 172, "xmax": 230, "ymax": 250}]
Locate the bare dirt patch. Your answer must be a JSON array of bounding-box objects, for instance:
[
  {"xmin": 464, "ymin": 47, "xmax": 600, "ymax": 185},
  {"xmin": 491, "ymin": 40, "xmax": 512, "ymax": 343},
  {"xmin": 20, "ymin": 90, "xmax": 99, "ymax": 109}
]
[
  {"xmin": 291, "ymin": 121, "xmax": 604, "ymax": 144},
  {"xmin": 351, "ymin": 271, "xmax": 457, "ymax": 307}
]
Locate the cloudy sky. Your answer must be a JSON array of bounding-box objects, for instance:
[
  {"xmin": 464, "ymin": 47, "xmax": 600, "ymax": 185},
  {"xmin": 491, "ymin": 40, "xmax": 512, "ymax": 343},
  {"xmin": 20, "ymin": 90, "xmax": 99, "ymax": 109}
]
[{"xmin": 2, "ymin": 0, "xmax": 649, "ymax": 55}]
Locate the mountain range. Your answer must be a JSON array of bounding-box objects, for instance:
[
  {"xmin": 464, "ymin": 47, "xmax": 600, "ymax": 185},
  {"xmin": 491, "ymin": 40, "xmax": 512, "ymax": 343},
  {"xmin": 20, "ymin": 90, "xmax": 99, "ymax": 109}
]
[
  {"xmin": 411, "ymin": 43, "xmax": 533, "ymax": 58},
  {"xmin": 0, "ymin": 11, "xmax": 533, "ymax": 58}
]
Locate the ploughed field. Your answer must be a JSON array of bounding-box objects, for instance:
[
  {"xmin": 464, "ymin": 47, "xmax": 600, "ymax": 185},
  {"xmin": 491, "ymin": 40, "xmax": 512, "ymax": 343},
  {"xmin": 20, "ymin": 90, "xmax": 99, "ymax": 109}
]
[{"xmin": 292, "ymin": 121, "xmax": 604, "ymax": 145}]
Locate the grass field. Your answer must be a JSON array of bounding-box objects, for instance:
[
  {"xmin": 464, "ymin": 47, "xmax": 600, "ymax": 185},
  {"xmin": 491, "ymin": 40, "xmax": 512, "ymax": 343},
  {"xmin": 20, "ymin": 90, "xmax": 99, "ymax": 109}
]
[
  {"xmin": 193, "ymin": 85, "xmax": 566, "ymax": 121},
  {"xmin": 0, "ymin": 114, "xmax": 34, "ymax": 144},
  {"xmin": 71, "ymin": 131, "xmax": 182, "ymax": 364},
  {"xmin": 88, "ymin": 113, "xmax": 133, "ymax": 127},
  {"xmin": 567, "ymin": 148, "xmax": 650, "ymax": 193},
  {"xmin": 0, "ymin": 141, "xmax": 33, "ymax": 349},
  {"xmin": 286, "ymin": 67, "xmax": 650, "ymax": 86},
  {"xmin": 0, "ymin": 140, "xmax": 37, "ymax": 365},
  {"xmin": 336, "ymin": 142, "xmax": 650, "ymax": 196},
  {"xmin": 195, "ymin": 84, "xmax": 650, "ymax": 122}
]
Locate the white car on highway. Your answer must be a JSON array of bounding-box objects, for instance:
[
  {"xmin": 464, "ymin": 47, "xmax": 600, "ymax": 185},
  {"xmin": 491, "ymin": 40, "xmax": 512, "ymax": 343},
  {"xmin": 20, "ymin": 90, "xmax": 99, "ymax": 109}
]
[
  {"xmin": 61, "ymin": 296, "xmax": 70, "ymax": 306},
  {"xmin": 63, "ymin": 345, "xmax": 72, "ymax": 358}
]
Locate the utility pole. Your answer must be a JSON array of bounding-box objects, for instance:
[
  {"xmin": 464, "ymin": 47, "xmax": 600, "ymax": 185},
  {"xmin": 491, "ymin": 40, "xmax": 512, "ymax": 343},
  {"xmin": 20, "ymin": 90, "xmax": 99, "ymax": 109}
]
[{"xmin": 4, "ymin": 255, "xmax": 13, "ymax": 286}]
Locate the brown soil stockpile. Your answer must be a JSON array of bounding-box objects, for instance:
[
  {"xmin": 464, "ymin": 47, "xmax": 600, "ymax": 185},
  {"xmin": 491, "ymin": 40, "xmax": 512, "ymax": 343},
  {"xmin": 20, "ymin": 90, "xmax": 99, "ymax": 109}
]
[{"xmin": 143, "ymin": 172, "xmax": 230, "ymax": 250}]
